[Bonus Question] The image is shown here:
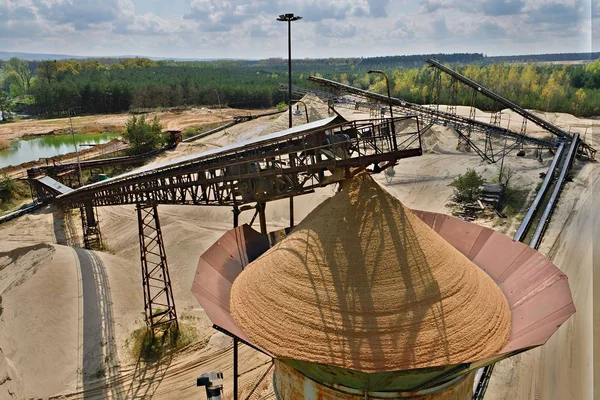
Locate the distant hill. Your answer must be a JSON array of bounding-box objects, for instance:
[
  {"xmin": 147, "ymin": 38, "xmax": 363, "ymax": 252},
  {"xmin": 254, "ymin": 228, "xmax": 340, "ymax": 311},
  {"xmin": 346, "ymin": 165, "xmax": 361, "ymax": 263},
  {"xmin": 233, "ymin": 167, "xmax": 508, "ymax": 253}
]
[
  {"xmin": 0, "ymin": 51, "xmax": 223, "ymax": 62},
  {"xmin": 0, "ymin": 51, "xmax": 88, "ymax": 61},
  {"xmin": 1, "ymin": 50, "xmax": 598, "ymax": 63}
]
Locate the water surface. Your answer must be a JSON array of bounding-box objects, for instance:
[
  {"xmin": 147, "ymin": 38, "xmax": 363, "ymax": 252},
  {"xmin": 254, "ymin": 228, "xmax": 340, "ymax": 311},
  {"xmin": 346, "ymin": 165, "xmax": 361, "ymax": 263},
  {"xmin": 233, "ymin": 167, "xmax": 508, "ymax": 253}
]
[{"xmin": 0, "ymin": 132, "xmax": 121, "ymax": 169}]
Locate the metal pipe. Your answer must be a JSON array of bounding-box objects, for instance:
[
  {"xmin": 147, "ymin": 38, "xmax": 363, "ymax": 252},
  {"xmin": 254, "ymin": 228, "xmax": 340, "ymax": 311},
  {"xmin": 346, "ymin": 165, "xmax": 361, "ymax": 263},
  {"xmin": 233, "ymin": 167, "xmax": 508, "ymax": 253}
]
[
  {"xmin": 232, "ymin": 205, "xmax": 240, "ymax": 228},
  {"xmin": 368, "ymin": 70, "xmax": 397, "ymax": 151},
  {"xmin": 287, "ymin": 19, "xmax": 292, "ymax": 129},
  {"xmin": 289, "ymin": 197, "xmax": 294, "ymax": 227},
  {"xmin": 257, "ymin": 202, "xmax": 267, "ymax": 235},
  {"xmin": 233, "ymin": 337, "xmax": 239, "ymax": 400}
]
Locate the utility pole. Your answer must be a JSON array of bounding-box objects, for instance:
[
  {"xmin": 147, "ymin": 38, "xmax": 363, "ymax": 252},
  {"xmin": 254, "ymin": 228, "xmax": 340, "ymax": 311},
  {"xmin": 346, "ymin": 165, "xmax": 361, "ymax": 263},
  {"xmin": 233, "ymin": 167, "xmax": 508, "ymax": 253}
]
[{"xmin": 69, "ymin": 108, "xmax": 83, "ymax": 186}]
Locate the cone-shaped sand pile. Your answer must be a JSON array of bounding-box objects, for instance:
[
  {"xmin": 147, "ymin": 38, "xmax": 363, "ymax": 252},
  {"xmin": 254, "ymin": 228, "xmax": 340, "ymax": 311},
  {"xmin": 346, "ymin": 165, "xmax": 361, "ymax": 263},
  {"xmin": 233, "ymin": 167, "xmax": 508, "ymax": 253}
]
[{"xmin": 231, "ymin": 173, "xmax": 511, "ymax": 373}]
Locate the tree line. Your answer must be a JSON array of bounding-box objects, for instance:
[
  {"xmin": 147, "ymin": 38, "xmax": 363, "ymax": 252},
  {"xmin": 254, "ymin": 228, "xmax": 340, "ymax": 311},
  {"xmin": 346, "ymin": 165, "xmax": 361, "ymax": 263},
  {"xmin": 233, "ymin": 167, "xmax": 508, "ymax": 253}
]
[{"xmin": 1, "ymin": 53, "xmax": 599, "ymax": 119}]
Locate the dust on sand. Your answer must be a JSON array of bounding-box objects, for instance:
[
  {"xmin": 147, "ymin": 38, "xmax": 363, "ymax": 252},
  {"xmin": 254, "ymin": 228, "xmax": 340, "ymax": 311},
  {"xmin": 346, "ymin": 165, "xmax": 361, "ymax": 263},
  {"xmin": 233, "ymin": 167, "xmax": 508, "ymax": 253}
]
[{"xmin": 0, "ymin": 100, "xmax": 596, "ymax": 399}]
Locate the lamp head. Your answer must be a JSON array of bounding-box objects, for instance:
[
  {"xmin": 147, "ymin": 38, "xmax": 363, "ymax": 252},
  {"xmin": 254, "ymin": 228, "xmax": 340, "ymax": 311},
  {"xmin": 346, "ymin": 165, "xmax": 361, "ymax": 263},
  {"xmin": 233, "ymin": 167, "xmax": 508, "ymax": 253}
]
[{"xmin": 277, "ymin": 13, "xmax": 302, "ymax": 21}]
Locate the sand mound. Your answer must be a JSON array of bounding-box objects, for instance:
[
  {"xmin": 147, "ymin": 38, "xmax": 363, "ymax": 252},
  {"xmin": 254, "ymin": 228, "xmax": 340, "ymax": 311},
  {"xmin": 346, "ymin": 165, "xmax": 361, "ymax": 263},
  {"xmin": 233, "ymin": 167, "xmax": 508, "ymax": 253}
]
[
  {"xmin": 260, "ymin": 93, "xmax": 332, "ymax": 135},
  {"xmin": 0, "ymin": 243, "xmax": 55, "ymax": 294},
  {"xmin": 0, "ymin": 348, "xmax": 23, "ymax": 399},
  {"xmin": 231, "ymin": 172, "xmax": 511, "ymax": 373}
]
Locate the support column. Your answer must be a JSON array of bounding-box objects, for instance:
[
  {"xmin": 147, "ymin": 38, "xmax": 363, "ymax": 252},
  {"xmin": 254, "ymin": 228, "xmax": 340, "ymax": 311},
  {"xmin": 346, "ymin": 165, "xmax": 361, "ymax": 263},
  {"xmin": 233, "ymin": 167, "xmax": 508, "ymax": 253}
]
[
  {"xmin": 289, "ymin": 197, "xmax": 294, "ymax": 228},
  {"xmin": 80, "ymin": 201, "xmax": 103, "ymax": 250},
  {"xmin": 136, "ymin": 203, "xmax": 178, "ymax": 334},
  {"xmin": 257, "ymin": 202, "xmax": 267, "ymax": 235},
  {"xmin": 232, "ymin": 205, "xmax": 240, "ymax": 228},
  {"xmin": 233, "ymin": 337, "xmax": 239, "ymax": 400}
]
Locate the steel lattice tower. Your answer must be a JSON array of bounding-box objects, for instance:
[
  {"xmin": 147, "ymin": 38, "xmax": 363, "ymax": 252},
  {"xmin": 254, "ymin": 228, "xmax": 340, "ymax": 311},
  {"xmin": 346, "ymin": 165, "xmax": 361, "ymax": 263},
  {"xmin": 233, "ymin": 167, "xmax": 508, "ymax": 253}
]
[{"xmin": 136, "ymin": 204, "xmax": 178, "ymax": 333}]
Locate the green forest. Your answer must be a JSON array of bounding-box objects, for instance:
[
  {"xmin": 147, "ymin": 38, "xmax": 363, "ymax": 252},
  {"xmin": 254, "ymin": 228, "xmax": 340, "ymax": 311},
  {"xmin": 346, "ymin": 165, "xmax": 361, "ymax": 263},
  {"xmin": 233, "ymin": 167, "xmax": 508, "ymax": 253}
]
[{"xmin": 0, "ymin": 53, "xmax": 599, "ymax": 119}]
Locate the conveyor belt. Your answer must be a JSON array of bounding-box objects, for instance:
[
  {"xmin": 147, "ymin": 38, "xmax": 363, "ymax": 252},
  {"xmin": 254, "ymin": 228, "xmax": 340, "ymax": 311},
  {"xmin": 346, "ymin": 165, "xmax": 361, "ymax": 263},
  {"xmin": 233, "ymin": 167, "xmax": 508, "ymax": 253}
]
[
  {"xmin": 426, "ymin": 59, "xmax": 595, "ymax": 159},
  {"xmin": 307, "ymin": 76, "xmax": 556, "ymax": 149}
]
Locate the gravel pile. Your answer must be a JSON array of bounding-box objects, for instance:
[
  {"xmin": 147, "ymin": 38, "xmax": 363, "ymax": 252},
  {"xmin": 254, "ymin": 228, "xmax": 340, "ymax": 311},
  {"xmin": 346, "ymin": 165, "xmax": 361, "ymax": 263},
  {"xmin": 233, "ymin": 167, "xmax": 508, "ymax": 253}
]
[{"xmin": 231, "ymin": 172, "xmax": 511, "ymax": 373}]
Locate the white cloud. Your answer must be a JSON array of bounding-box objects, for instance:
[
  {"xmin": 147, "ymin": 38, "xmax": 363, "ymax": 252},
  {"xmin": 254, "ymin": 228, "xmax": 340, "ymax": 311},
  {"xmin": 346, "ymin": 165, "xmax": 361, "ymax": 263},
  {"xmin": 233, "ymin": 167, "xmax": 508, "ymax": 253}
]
[{"xmin": 0, "ymin": 0, "xmax": 595, "ymax": 58}]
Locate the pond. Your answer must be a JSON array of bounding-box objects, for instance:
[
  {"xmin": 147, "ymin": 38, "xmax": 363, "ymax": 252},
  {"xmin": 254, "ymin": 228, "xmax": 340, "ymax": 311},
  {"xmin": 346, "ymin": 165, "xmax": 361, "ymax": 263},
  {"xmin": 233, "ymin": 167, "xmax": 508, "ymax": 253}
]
[{"xmin": 0, "ymin": 132, "xmax": 121, "ymax": 169}]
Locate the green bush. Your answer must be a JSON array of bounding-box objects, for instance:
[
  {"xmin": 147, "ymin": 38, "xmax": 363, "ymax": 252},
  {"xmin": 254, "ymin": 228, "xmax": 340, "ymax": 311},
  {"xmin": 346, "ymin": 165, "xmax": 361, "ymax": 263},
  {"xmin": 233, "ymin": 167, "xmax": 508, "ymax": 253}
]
[
  {"xmin": 452, "ymin": 169, "xmax": 484, "ymax": 202},
  {"xmin": 0, "ymin": 175, "xmax": 15, "ymax": 203},
  {"xmin": 123, "ymin": 115, "xmax": 166, "ymax": 154},
  {"xmin": 129, "ymin": 323, "xmax": 197, "ymax": 362},
  {"xmin": 275, "ymin": 101, "xmax": 287, "ymax": 111},
  {"xmin": 0, "ymin": 175, "xmax": 30, "ymax": 211}
]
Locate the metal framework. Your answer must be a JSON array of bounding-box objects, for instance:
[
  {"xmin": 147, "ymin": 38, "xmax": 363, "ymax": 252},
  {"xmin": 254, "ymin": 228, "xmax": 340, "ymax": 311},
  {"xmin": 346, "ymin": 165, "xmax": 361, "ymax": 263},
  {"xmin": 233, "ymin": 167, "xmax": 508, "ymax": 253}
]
[
  {"xmin": 307, "ymin": 76, "xmax": 556, "ymax": 151},
  {"xmin": 425, "ymin": 59, "xmax": 595, "ymax": 160},
  {"xmin": 80, "ymin": 202, "xmax": 103, "ymax": 250},
  {"xmin": 57, "ymin": 118, "xmax": 423, "ymax": 210},
  {"xmin": 136, "ymin": 203, "xmax": 178, "ymax": 332}
]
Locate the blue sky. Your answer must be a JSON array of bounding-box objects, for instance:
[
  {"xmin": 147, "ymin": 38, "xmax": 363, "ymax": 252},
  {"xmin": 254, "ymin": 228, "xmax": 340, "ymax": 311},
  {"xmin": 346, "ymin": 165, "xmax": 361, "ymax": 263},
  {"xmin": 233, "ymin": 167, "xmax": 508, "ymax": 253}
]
[{"xmin": 0, "ymin": 0, "xmax": 597, "ymax": 59}]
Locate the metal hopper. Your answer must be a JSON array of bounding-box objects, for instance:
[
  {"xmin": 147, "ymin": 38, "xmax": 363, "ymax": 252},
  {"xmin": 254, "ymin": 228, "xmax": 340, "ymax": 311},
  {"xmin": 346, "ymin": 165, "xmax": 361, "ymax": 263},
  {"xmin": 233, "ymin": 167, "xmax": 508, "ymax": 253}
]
[{"xmin": 191, "ymin": 211, "xmax": 575, "ymax": 392}]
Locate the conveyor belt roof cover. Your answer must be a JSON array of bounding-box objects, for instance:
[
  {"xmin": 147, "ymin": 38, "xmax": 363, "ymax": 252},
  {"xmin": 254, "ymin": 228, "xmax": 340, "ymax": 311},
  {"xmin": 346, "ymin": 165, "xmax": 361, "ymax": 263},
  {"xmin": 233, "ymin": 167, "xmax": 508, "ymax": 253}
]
[
  {"xmin": 36, "ymin": 176, "xmax": 74, "ymax": 195},
  {"xmin": 57, "ymin": 116, "xmax": 344, "ymax": 200}
]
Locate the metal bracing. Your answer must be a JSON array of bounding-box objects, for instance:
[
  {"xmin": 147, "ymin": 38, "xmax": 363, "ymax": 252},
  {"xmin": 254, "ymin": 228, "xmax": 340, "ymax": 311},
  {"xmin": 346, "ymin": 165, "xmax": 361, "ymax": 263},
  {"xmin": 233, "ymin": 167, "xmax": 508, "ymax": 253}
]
[
  {"xmin": 136, "ymin": 204, "xmax": 178, "ymax": 332},
  {"xmin": 58, "ymin": 118, "xmax": 423, "ymax": 210},
  {"xmin": 446, "ymin": 78, "xmax": 458, "ymax": 115},
  {"xmin": 454, "ymin": 127, "xmax": 494, "ymax": 163},
  {"xmin": 307, "ymin": 76, "xmax": 556, "ymax": 149},
  {"xmin": 484, "ymin": 134, "xmax": 495, "ymax": 163},
  {"xmin": 467, "ymin": 90, "xmax": 478, "ymax": 136},
  {"xmin": 80, "ymin": 202, "xmax": 103, "ymax": 250},
  {"xmin": 278, "ymin": 83, "xmax": 337, "ymax": 102},
  {"xmin": 425, "ymin": 59, "xmax": 595, "ymax": 159},
  {"xmin": 428, "ymin": 68, "xmax": 442, "ymax": 115}
]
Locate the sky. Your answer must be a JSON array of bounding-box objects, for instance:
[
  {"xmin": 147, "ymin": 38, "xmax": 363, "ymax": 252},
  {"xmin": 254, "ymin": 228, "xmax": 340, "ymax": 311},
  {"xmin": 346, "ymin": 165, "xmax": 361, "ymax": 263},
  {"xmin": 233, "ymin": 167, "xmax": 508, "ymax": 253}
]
[{"xmin": 0, "ymin": 0, "xmax": 598, "ymax": 59}]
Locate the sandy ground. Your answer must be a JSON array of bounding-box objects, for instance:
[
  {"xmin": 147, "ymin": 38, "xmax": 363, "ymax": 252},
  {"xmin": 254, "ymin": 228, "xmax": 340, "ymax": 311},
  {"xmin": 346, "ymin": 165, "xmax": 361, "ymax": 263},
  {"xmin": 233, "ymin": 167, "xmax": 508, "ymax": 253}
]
[
  {"xmin": 0, "ymin": 107, "xmax": 273, "ymax": 142},
  {"xmin": 0, "ymin": 98, "xmax": 596, "ymax": 399}
]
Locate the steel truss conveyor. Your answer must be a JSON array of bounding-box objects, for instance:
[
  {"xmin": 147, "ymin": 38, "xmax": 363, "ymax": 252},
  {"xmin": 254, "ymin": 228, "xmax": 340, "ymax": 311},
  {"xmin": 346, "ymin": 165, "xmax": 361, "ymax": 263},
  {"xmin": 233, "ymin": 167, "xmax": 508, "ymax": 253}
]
[
  {"xmin": 56, "ymin": 117, "xmax": 423, "ymax": 210},
  {"xmin": 425, "ymin": 59, "xmax": 595, "ymax": 160},
  {"xmin": 307, "ymin": 76, "xmax": 556, "ymax": 150}
]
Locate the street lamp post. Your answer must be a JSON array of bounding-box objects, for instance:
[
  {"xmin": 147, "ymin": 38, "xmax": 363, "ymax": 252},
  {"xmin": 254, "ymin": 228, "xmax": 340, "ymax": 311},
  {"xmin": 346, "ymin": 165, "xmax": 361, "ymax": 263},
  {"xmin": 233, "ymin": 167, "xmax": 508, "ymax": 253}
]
[
  {"xmin": 277, "ymin": 13, "xmax": 302, "ymax": 230},
  {"xmin": 367, "ymin": 70, "xmax": 397, "ymax": 150},
  {"xmin": 277, "ymin": 13, "xmax": 302, "ymax": 129}
]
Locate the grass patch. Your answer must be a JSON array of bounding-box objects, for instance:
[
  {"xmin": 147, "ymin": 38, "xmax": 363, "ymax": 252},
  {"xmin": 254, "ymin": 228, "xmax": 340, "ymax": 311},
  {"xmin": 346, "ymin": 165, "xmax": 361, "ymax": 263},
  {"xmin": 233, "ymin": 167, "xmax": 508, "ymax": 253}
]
[
  {"xmin": 502, "ymin": 186, "xmax": 530, "ymax": 218},
  {"xmin": 0, "ymin": 176, "xmax": 31, "ymax": 213},
  {"xmin": 129, "ymin": 322, "xmax": 197, "ymax": 362},
  {"xmin": 181, "ymin": 122, "xmax": 223, "ymax": 139}
]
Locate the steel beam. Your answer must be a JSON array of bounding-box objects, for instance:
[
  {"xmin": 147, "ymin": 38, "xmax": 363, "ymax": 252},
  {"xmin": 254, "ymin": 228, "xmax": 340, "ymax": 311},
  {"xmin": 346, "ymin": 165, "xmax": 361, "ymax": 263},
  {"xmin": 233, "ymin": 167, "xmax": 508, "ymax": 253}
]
[
  {"xmin": 136, "ymin": 203, "xmax": 178, "ymax": 333},
  {"xmin": 307, "ymin": 76, "xmax": 556, "ymax": 149},
  {"xmin": 57, "ymin": 118, "xmax": 424, "ymax": 210},
  {"xmin": 425, "ymin": 59, "xmax": 595, "ymax": 159}
]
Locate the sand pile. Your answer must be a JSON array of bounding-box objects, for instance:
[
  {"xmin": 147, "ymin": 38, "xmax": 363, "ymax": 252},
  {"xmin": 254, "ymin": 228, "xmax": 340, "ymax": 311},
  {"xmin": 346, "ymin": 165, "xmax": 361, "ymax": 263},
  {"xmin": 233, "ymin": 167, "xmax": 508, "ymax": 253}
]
[
  {"xmin": 0, "ymin": 348, "xmax": 23, "ymax": 399},
  {"xmin": 260, "ymin": 93, "xmax": 332, "ymax": 135},
  {"xmin": 231, "ymin": 172, "xmax": 511, "ymax": 373}
]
